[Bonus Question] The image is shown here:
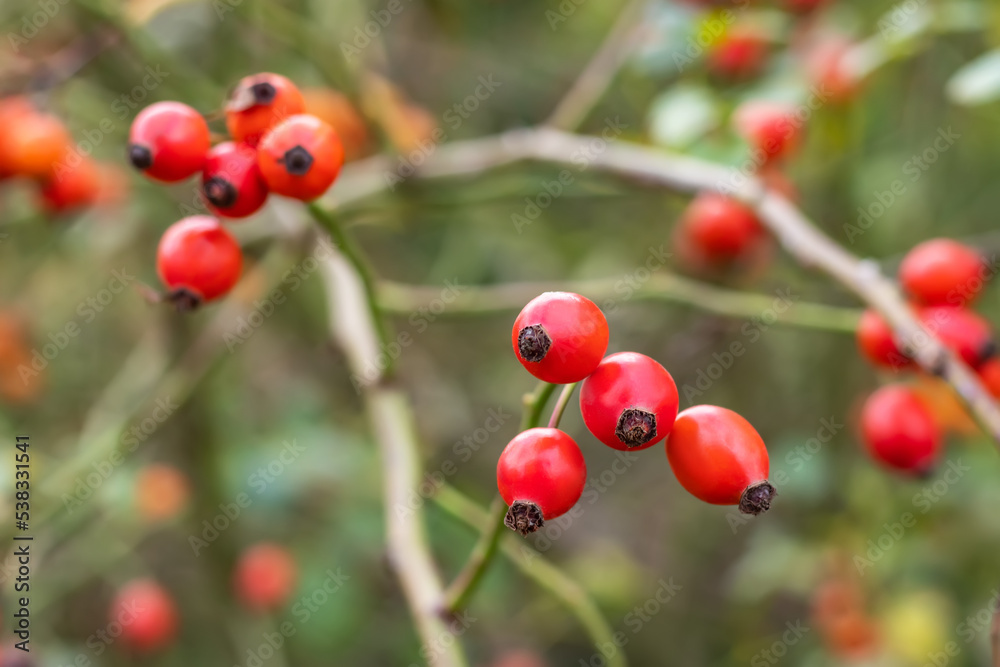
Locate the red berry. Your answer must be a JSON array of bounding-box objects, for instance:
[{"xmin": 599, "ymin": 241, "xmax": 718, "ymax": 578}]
[
  {"xmin": 497, "ymin": 427, "xmax": 586, "ymax": 535},
  {"xmin": 579, "ymin": 352, "xmax": 679, "ymax": 451},
  {"xmin": 234, "ymin": 542, "xmax": 297, "ymax": 612},
  {"xmin": 860, "ymin": 385, "xmax": 941, "ymax": 475},
  {"xmin": 785, "ymin": 0, "xmax": 828, "ymax": 11},
  {"xmin": 978, "ymin": 358, "xmax": 1000, "ymax": 398},
  {"xmin": 918, "ymin": 305, "xmax": 994, "ymax": 368},
  {"xmin": 512, "ymin": 292, "xmax": 609, "ymax": 384},
  {"xmin": 806, "ymin": 38, "xmax": 860, "ymax": 104},
  {"xmin": 899, "ymin": 239, "xmax": 986, "ymax": 306},
  {"xmin": 666, "ymin": 405, "xmax": 774, "ymax": 515},
  {"xmin": 157, "ymin": 216, "xmax": 243, "ymax": 309},
  {"xmin": 226, "ymin": 73, "xmax": 306, "ymax": 147},
  {"xmin": 110, "ymin": 579, "xmax": 178, "ymax": 652},
  {"xmin": 732, "ymin": 100, "xmax": 801, "ymax": 165},
  {"xmin": 676, "ymin": 193, "xmax": 765, "ymax": 263},
  {"xmin": 0, "ymin": 109, "xmax": 69, "ymax": 179},
  {"xmin": 201, "ymin": 141, "xmax": 269, "ymax": 218},
  {"xmin": 128, "ymin": 101, "xmax": 210, "ymax": 182},
  {"xmin": 257, "ymin": 114, "xmax": 345, "ymax": 201},
  {"xmin": 708, "ymin": 30, "xmax": 768, "ymax": 79},
  {"xmin": 38, "ymin": 154, "xmax": 100, "ymax": 213},
  {"xmin": 855, "ymin": 309, "xmax": 914, "ymax": 371}
]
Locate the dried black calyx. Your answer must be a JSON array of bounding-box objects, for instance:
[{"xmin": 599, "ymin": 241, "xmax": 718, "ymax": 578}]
[
  {"xmin": 518, "ymin": 325, "xmax": 551, "ymax": 362},
  {"xmin": 504, "ymin": 500, "xmax": 544, "ymax": 537},
  {"xmin": 250, "ymin": 81, "xmax": 277, "ymax": 105},
  {"xmin": 979, "ymin": 339, "xmax": 997, "ymax": 366},
  {"xmin": 164, "ymin": 288, "xmax": 202, "ymax": 313},
  {"xmin": 128, "ymin": 144, "xmax": 152, "ymax": 170},
  {"xmin": 615, "ymin": 408, "xmax": 656, "ymax": 447},
  {"xmin": 204, "ymin": 177, "xmax": 237, "ymax": 208},
  {"xmin": 281, "ymin": 146, "xmax": 314, "ymax": 175},
  {"xmin": 738, "ymin": 480, "xmax": 776, "ymax": 516}
]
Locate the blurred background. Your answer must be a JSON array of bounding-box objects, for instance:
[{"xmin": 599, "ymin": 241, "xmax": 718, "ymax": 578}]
[{"xmin": 3, "ymin": 0, "xmax": 1000, "ymax": 665}]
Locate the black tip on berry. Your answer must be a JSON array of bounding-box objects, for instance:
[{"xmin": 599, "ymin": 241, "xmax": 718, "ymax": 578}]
[
  {"xmin": 518, "ymin": 325, "xmax": 551, "ymax": 362},
  {"xmin": 281, "ymin": 145, "xmax": 314, "ymax": 175},
  {"xmin": 250, "ymin": 81, "xmax": 277, "ymax": 104},
  {"xmin": 164, "ymin": 288, "xmax": 202, "ymax": 313},
  {"xmin": 504, "ymin": 500, "xmax": 544, "ymax": 537},
  {"xmin": 203, "ymin": 177, "xmax": 237, "ymax": 209},
  {"xmin": 738, "ymin": 480, "xmax": 776, "ymax": 516},
  {"xmin": 615, "ymin": 408, "xmax": 657, "ymax": 447},
  {"xmin": 128, "ymin": 144, "xmax": 152, "ymax": 170}
]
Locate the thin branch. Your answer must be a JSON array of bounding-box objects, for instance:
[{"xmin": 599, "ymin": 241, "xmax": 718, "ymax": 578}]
[
  {"xmin": 546, "ymin": 0, "xmax": 649, "ymax": 130},
  {"xmin": 434, "ymin": 483, "xmax": 628, "ymax": 667},
  {"xmin": 548, "ymin": 383, "xmax": 578, "ymax": 429},
  {"xmin": 377, "ymin": 276, "xmax": 861, "ymax": 334},
  {"xmin": 314, "ymin": 221, "xmax": 467, "ymax": 667},
  {"xmin": 443, "ymin": 382, "xmax": 557, "ymax": 613},
  {"xmin": 330, "ymin": 126, "xmax": 1000, "ymax": 447}
]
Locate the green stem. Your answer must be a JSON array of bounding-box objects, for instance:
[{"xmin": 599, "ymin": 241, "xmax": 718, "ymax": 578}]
[
  {"xmin": 434, "ymin": 484, "xmax": 628, "ymax": 667},
  {"xmin": 548, "ymin": 383, "xmax": 578, "ymax": 429},
  {"xmin": 442, "ymin": 381, "xmax": 557, "ymax": 613},
  {"xmin": 306, "ymin": 201, "xmax": 395, "ymax": 376}
]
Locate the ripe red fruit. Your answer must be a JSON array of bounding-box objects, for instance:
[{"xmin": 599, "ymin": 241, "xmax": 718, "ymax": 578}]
[
  {"xmin": 201, "ymin": 141, "xmax": 269, "ymax": 218},
  {"xmin": 579, "ymin": 352, "xmax": 679, "ymax": 450},
  {"xmin": 666, "ymin": 405, "xmax": 774, "ymax": 515},
  {"xmin": 257, "ymin": 115, "xmax": 345, "ymax": 200},
  {"xmin": 38, "ymin": 155, "xmax": 100, "ymax": 213},
  {"xmin": 918, "ymin": 305, "xmax": 994, "ymax": 368},
  {"xmin": 806, "ymin": 38, "xmax": 860, "ymax": 104},
  {"xmin": 128, "ymin": 101, "xmax": 210, "ymax": 182},
  {"xmin": 676, "ymin": 193, "xmax": 765, "ymax": 263},
  {"xmin": 708, "ymin": 30, "xmax": 768, "ymax": 79},
  {"xmin": 497, "ymin": 427, "xmax": 586, "ymax": 535},
  {"xmin": 899, "ymin": 239, "xmax": 986, "ymax": 306},
  {"xmin": 157, "ymin": 216, "xmax": 243, "ymax": 309},
  {"xmin": 855, "ymin": 309, "xmax": 914, "ymax": 371},
  {"xmin": 226, "ymin": 73, "xmax": 306, "ymax": 146},
  {"xmin": 732, "ymin": 101, "xmax": 801, "ymax": 165},
  {"xmin": 234, "ymin": 543, "xmax": 298, "ymax": 611},
  {"xmin": 979, "ymin": 358, "xmax": 1000, "ymax": 398},
  {"xmin": 512, "ymin": 292, "xmax": 609, "ymax": 384},
  {"xmin": 110, "ymin": 579, "xmax": 178, "ymax": 652},
  {"xmin": 0, "ymin": 109, "xmax": 69, "ymax": 179},
  {"xmin": 860, "ymin": 385, "xmax": 941, "ymax": 475}
]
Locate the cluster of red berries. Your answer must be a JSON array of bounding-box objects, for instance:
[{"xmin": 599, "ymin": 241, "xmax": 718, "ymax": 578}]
[
  {"xmin": 0, "ymin": 97, "xmax": 125, "ymax": 214},
  {"xmin": 856, "ymin": 238, "xmax": 996, "ymax": 475},
  {"xmin": 109, "ymin": 543, "xmax": 296, "ymax": 653},
  {"xmin": 127, "ymin": 73, "xmax": 346, "ymax": 310},
  {"xmin": 497, "ymin": 291, "xmax": 775, "ymax": 536}
]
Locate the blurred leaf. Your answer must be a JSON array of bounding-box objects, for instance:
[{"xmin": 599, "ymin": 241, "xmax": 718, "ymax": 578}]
[
  {"xmin": 648, "ymin": 84, "xmax": 720, "ymax": 149},
  {"xmin": 947, "ymin": 49, "xmax": 1000, "ymax": 106}
]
